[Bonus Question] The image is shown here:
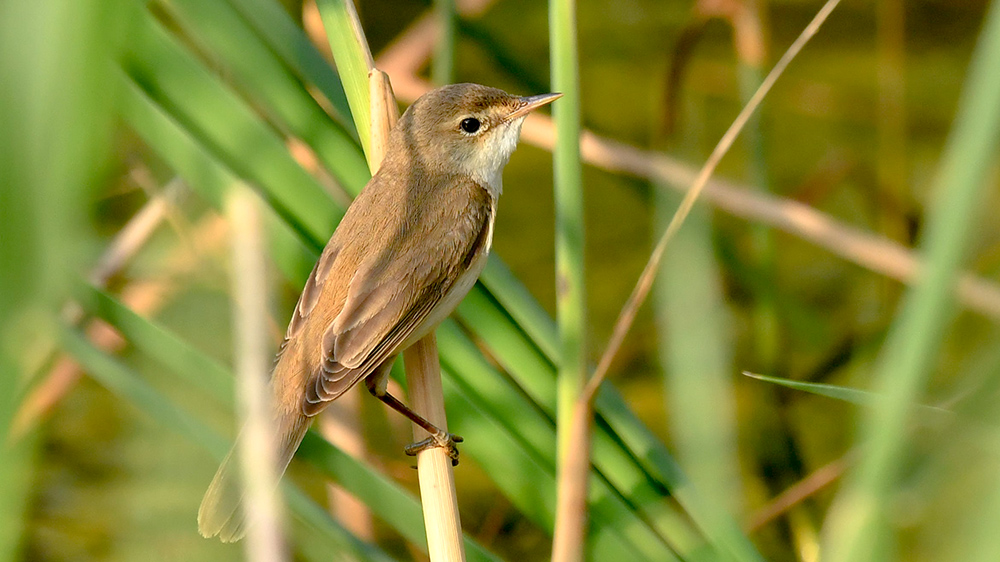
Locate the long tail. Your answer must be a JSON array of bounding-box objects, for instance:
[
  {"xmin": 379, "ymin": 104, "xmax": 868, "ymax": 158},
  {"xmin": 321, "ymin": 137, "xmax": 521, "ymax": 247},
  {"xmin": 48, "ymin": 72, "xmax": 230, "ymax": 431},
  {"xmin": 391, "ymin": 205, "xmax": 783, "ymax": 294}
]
[{"xmin": 197, "ymin": 412, "xmax": 310, "ymax": 542}]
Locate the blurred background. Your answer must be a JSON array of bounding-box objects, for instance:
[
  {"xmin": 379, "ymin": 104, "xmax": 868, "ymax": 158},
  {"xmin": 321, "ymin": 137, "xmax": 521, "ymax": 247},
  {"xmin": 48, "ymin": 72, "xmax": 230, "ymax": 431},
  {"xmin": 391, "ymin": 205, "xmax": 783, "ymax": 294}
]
[{"xmin": 2, "ymin": 0, "xmax": 1000, "ymax": 561}]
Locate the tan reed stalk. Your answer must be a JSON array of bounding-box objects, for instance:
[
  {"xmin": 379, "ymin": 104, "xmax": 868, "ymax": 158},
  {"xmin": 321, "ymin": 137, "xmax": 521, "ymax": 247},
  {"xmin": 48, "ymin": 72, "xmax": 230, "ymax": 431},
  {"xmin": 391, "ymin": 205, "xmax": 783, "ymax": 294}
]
[{"xmin": 228, "ymin": 189, "xmax": 288, "ymax": 561}]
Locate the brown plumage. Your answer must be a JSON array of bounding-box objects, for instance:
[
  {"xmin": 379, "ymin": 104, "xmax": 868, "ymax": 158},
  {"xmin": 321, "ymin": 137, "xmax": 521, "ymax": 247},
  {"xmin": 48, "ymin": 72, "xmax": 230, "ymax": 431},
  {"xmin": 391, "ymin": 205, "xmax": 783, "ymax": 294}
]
[{"xmin": 197, "ymin": 83, "xmax": 560, "ymax": 542}]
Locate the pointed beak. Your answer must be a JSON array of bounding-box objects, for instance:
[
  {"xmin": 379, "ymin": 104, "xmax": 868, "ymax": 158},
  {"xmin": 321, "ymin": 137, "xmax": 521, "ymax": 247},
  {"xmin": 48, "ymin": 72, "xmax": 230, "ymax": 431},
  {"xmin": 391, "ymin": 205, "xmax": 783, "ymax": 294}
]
[{"xmin": 505, "ymin": 92, "xmax": 563, "ymax": 121}]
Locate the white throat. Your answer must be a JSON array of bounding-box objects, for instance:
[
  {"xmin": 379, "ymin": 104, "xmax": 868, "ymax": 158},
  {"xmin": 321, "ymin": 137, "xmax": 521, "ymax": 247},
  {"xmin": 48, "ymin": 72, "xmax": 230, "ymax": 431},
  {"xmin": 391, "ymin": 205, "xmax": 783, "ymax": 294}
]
[{"xmin": 466, "ymin": 116, "xmax": 527, "ymax": 198}]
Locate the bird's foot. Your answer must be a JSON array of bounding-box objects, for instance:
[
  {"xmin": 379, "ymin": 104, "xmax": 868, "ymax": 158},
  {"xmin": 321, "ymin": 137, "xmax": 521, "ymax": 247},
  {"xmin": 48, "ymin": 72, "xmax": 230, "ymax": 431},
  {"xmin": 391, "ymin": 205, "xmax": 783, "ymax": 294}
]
[{"xmin": 405, "ymin": 431, "xmax": 464, "ymax": 466}]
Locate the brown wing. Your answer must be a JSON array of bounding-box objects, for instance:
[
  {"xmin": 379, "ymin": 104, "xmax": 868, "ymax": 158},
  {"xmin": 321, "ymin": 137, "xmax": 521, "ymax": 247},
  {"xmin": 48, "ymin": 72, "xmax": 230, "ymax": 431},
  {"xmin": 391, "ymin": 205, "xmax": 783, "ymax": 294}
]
[{"xmin": 299, "ymin": 179, "xmax": 493, "ymax": 416}]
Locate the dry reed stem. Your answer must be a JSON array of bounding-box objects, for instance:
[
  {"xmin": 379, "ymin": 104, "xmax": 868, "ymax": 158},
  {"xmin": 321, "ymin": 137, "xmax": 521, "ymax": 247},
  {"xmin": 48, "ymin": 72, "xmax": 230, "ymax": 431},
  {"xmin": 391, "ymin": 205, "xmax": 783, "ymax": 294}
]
[
  {"xmin": 403, "ymin": 335, "xmax": 467, "ymax": 562},
  {"xmin": 550, "ymin": 399, "xmax": 593, "ymax": 562},
  {"xmin": 368, "ymin": 69, "xmax": 398, "ymax": 168},
  {"xmin": 368, "ymin": 68, "xmax": 466, "ymax": 561},
  {"xmin": 92, "ymin": 177, "xmax": 185, "ymax": 286},
  {"xmin": 228, "ymin": 190, "xmax": 288, "ymax": 560},
  {"xmin": 746, "ymin": 453, "xmax": 851, "ymax": 532}
]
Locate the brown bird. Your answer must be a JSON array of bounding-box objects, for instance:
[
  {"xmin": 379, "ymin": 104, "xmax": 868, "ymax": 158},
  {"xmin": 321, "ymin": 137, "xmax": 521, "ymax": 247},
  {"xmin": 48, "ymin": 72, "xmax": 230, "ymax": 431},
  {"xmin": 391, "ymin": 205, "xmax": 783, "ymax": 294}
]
[{"xmin": 198, "ymin": 83, "xmax": 560, "ymax": 542}]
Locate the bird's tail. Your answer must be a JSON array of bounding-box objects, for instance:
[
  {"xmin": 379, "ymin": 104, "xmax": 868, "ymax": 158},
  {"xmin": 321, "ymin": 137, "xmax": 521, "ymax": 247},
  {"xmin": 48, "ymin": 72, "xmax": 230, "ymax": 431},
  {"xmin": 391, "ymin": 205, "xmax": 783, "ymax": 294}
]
[{"xmin": 197, "ymin": 412, "xmax": 310, "ymax": 542}]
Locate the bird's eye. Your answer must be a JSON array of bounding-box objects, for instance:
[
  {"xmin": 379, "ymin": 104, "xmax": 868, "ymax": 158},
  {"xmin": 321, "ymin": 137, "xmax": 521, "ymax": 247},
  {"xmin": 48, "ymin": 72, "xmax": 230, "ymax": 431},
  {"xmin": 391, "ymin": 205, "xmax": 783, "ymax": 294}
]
[{"xmin": 459, "ymin": 117, "xmax": 481, "ymax": 134}]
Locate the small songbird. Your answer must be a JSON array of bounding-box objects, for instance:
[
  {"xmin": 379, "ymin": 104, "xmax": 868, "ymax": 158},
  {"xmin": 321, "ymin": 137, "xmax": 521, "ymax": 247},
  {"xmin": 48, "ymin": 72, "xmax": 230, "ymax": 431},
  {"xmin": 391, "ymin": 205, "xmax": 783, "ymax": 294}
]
[{"xmin": 198, "ymin": 83, "xmax": 560, "ymax": 542}]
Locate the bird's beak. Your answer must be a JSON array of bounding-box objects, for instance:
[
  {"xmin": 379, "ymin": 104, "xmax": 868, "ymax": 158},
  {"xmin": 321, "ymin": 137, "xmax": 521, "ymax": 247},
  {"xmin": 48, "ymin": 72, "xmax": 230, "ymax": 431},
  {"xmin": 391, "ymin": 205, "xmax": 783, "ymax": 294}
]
[{"xmin": 506, "ymin": 92, "xmax": 563, "ymax": 121}]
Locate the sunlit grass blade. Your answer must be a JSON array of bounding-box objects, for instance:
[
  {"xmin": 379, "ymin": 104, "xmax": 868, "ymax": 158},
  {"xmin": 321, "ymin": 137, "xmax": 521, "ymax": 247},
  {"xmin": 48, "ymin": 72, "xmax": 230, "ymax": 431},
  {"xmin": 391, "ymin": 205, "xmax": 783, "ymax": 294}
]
[
  {"xmin": 455, "ymin": 288, "xmax": 707, "ymax": 554},
  {"xmin": 78, "ymin": 285, "xmax": 234, "ymax": 407},
  {"xmin": 743, "ymin": 372, "xmax": 952, "ymax": 417},
  {"xmin": 157, "ymin": 0, "xmax": 370, "ymax": 190},
  {"xmin": 479, "ymin": 258, "xmax": 559, "ymax": 362},
  {"xmin": 822, "ymin": 2, "xmax": 1000, "ymax": 560},
  {"xmin": 224, "ymin": 0, "xmax": 353, "ymax": 126},
  {"xmin": 314, "ymin": 0, "xmax": 374, "ymax": 156},
  {"xmin": 60, "ymin": 325, "xmax": 226, "ymax": 454},
  {"xmin": 284, "ymin": 487, "xmax": 396, "ymax": 562},
  {"xmin": 434, "ymin": 320, "xmax": 683, "ymax": 561},
  {"xmin": 431, "ymin": 362, "xmax": 668, "ymax": 561},
  {"xmin": 121, "ymin": 5, "xmax": 343, "ymax": 245},
  {"xmin": 118, "ymin": 75, "xmax": 315, "ymax": 283}
]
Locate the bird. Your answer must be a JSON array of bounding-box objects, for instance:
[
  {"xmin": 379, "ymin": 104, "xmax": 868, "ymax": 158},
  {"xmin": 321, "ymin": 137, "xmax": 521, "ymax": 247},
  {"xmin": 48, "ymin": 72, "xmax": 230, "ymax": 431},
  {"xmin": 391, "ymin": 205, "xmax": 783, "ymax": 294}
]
[{"xmin": 198, "ymin": 83, "xmax": 561, "ymax": 542}]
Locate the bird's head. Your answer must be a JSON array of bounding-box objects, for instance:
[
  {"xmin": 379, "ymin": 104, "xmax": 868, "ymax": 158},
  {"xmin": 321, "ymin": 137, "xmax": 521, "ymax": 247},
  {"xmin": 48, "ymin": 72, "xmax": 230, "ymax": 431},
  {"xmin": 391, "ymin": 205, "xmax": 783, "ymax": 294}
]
[{"xmin": 394, "ymin": 83, "xmax": 561, "ymax": 195}]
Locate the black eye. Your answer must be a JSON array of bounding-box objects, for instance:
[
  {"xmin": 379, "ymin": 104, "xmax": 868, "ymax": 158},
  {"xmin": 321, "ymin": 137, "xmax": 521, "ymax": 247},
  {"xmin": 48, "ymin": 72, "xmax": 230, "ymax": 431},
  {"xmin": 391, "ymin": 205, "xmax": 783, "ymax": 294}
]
[{"xmin": 459, "ymin": 117, "xmax": 481, "ymax": 134}]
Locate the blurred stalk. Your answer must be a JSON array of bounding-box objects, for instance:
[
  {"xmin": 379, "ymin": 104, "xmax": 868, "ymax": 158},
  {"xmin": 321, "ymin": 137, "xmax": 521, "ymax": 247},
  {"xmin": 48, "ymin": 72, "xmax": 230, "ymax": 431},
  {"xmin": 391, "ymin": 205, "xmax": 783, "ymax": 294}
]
[
  {"xmin": 432, "ymin": 0, "xmax": 456, "ymax": 85},
  {"xmin": 228, "ymin": 190, "xmax": 289, "ymax": 561},
  {"xmin": 548, "ymin": 0, "xmax": 587, "ymax": 559},
  {"xmin": 731, "ymin": 2, "xmax": 779, "ymax": 371},
  {"xmin": 0, "ymin": 0, "xmax": 122, "ymax": 557},
  {"xmin": 951, "ymin": 345, "xmax": 1000, "ymax": 562},
  {"xmin": 657, "ymin": 190, "xmax": 742, "ymax": 534},
  {"xmin": 654, "ymin": 47, "xmax": 750, "ymax": 562},
  {"xmin": 822, "ymin": 2, "xmax": 1000, "ymax": 560}
]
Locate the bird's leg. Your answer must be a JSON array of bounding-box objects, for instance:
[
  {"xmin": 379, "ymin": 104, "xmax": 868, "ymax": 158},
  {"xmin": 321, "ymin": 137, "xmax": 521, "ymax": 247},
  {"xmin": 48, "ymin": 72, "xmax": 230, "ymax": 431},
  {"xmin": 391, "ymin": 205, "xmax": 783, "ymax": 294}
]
[{"xmin": 364, "ymin": 370, "xmax": 463, "ymax": 465}]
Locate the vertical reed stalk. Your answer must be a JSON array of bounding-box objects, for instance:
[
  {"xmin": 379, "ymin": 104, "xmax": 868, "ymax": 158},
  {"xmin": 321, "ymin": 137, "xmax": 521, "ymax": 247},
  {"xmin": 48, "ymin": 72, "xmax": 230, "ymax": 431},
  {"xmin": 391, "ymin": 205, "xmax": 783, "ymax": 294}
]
[
  {"xmin": 548, "ymin": 0, "xmax": 587, "ymax": 560},
  {"xmin": 403, "ymin": 335, "xmax": 467, "ymax": 562},
  {"xmin": 732, "ymin": 6, "xmax": 779, "ymax": 372},
  {"xmin": 432, "ymin": 0, "xmax": 455, "ymax": 85}
]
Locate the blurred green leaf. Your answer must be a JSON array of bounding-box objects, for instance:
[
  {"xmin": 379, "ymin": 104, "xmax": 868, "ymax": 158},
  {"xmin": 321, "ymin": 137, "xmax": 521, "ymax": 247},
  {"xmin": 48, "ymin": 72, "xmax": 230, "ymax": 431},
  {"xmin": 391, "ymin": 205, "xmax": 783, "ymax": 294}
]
[
  {"xmin": 822, "ymin": 1, "xmax": 1000, "ymax": 559},
  {"xmin": 223, "ymin": 0, "xmax": 353, "ymax": 127},
  {"xmin": 659, "ymin": 196, "xmax": 759, "ymax": 562},
  {"xmin": 0, "ymin": 0, "xmax": 124, "ymax": 556},
  {"xmin": 159, "ymin": 0, "xmax": 370, "ymax": 189},
  {"xmin": 121, "ymin": 5, "xmax": 343, "ymax": 245}
]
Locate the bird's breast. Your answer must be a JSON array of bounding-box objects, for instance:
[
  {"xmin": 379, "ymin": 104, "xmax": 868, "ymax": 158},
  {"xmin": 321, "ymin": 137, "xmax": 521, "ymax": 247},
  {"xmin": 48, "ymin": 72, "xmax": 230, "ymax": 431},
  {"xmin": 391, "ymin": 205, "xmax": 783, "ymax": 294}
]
[{"xmin": 401, "ymin": 205, "xmax": 495, "ymax": 349}]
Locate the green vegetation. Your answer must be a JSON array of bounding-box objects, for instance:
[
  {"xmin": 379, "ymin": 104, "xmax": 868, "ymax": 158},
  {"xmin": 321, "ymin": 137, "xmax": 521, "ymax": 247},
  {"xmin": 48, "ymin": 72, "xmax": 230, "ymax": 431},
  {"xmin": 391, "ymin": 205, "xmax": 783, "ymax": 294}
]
[{"xmin": 2, "ymin": 0, "xmax": 999, "ymax": 561}]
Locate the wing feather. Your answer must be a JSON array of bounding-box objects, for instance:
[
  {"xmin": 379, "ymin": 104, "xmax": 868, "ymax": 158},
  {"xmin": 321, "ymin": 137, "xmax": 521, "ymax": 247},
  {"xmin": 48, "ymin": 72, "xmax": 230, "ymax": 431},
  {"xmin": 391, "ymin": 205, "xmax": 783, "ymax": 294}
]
[{"xmin": 299, "ymin": 179, "xmax": 493, "ymax": 417}]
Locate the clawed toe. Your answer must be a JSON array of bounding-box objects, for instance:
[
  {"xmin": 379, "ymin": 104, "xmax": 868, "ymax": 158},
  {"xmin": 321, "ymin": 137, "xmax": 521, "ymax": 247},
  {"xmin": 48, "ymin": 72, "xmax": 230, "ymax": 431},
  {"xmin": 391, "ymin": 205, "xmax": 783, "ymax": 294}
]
[{"xmin": 404, "ymin": 431, "xmax": 463, "ymax": 466}]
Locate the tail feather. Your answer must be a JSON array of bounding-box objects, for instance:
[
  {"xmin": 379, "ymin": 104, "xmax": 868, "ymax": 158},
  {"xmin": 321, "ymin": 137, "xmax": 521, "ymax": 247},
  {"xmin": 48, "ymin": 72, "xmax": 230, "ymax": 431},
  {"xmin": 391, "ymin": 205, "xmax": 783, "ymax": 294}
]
[{"xmin": 198, "ymin": 413, "xmax": 310, "ymax": 542}]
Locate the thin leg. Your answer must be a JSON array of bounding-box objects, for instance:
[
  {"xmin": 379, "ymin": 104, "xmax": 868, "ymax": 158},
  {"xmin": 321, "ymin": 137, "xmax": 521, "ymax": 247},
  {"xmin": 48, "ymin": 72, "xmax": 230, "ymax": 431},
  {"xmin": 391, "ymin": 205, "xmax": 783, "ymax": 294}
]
[{"xmin": 364, "ymin": 372, "xmax": 463, "ymax": 465}]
